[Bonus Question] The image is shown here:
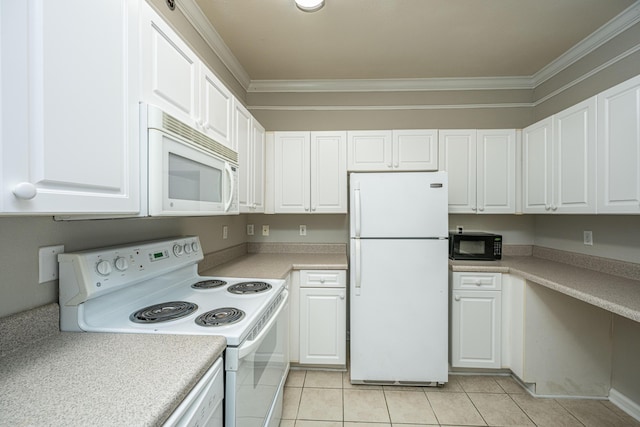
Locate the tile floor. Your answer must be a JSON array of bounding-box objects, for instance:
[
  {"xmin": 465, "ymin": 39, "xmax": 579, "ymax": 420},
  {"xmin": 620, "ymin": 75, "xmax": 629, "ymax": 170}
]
[{"xmin": 280, "ymin": 369, "xmax": 640, "ymax": 427}]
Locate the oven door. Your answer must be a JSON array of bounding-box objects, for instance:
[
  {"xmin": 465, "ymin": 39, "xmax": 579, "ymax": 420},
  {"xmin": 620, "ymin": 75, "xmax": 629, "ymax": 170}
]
[
  {"xmin": 225, "ymin": 292, "xmax": 290, "ymax": 427},
  {"xmin": 148, "ymin": 129, "xmax": 236, "ymax": 216}
]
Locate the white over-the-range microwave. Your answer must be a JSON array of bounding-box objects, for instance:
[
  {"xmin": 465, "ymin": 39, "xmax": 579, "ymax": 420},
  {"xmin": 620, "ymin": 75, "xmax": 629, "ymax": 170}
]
[
  {"xmin": 58, "ymin": 103, "xmax": 239, "ymax": 220},
  {"xmin": 142, "ymin": 103, "xmax": 239, "ymax": 216}
]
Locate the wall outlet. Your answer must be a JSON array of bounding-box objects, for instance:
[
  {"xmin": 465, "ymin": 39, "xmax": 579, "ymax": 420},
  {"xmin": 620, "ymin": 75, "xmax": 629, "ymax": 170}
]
[
  {"xmin": 299, "ymin": 225, "xmax": 307, "ymax": 236},
  {"xmin": 262, "ymin": 225, "xmax": 270, "ymax": 236},
  {"xmin": 38, "ymin": 245, "xmax": 64, "ymax": 284},
  {"xmin": 584, "ymin": 230, "xmax": 593, "ymax": 246},
  {"xmin": 247, "ymin": 224, "xmax": 254, "ymax": 236},
  {"xmin": 456, "ymin": 225, "xmax": 464, "ymax": 234},
  {"xmin": 222, "ymin": 225, "xmax": 228, "ymax": 239}
]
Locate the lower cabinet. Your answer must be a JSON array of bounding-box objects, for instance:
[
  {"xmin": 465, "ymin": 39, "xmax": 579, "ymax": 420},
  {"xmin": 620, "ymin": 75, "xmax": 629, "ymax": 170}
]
[
  {"xmin": 298, "ymin": 270, "xmax": 346, "ymax": 366},
  {"xmin": 450, "ymin": 272, "xmax": 502, "ymax": 369}
]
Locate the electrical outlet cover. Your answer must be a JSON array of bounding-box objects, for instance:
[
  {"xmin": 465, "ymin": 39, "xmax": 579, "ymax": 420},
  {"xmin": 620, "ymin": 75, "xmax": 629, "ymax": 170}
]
[{"xmin": 39, "ymin": 245, "xmax": 64, "ymax": 284}]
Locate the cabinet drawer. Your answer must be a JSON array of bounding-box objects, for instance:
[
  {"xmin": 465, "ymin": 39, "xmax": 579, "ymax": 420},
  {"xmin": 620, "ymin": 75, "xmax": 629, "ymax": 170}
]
[
  {"xmin": 452, "ymin": 272, "xmax": 501, "ymax": 290},
  {"xmin": 300, "ymin": 270, "xmax": 346, "ymax": 287}
]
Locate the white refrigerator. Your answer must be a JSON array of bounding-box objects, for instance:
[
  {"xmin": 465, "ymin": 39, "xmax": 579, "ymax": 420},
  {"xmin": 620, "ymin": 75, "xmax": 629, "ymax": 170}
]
[{"xmin": 349, "ymin": 171, "xmax": 448, "ymax": 385}]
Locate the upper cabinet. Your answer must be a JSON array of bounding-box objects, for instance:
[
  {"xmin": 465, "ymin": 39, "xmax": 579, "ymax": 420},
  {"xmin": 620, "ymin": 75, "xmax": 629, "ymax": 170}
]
[
  {"xmin": 439, "ymin": 129, "xmax": 516, "ymax": 214},
  {"xmin": 272, "ymin": 131, "xmax": 347, "ymax": 214},
  {"xmin": 237, "ymin": 99, "xmax": 265, "ymax": 213},
  {"xmin": 597, "ymin": 75, "xmax": 640, "ymax": 214},
  {"xmin": 1, "ymin": 0, "xmax": 140, "ymax": 214},
  {"xmin": 141, "ymin": 2, "xmax": 234, "ymax": 150},
  {"xmin": 201, "ymin": 67, "xmax": 234, "ymax": 150},
  {"xmin": 347, "ymin": 130, "xmax": 438, "ymax": 171},
  {"xmin": 523, "ymin": 97, "xmax": 596, "ymax": 214},
  {"xmin": 141, "ymin": 2, "xmax": 200, "ymax": 128}
]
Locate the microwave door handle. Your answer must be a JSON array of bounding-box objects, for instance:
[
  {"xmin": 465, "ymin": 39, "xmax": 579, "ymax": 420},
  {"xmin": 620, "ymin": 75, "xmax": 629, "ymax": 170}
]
[
  {"xmin": 238, "ymin": 290, "xmax": 288, "ymax": 359},
  {"xmin": 224, "ymin": 163, "xmax": 234, "ymax": 212}
]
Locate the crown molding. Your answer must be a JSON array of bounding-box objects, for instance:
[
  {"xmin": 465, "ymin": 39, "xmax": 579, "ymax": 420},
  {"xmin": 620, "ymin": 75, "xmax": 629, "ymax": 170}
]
[
  {"xmin": 176, "ymin": 0, "xmax": 251, "ymax": 90},
  {"xmin": 532, "ymin": 1, "xmax": 640, "ymax": 87},
  {"xmin": 248, "ymin": 102, "xmax": 534, "ymax": 111},
  {"xmin": 177, "ymin": 0, "xmax": 640, "ymax": 94},
  {"xmin": 247, "ymin": 76, "xmax": 535, "ymax": 93}
]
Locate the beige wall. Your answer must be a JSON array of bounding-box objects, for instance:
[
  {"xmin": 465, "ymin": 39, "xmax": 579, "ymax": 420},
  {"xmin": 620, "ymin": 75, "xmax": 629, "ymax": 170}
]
[{"xmin": 0, "ymin": 215, "xmax": 246, "ymax": 318}]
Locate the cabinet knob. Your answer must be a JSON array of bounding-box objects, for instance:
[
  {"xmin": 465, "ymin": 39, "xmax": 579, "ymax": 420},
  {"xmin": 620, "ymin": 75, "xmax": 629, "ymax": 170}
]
[
  {"xmin": 544, "ymin": 204, "xmax": 551, "ymax": 211},
  {"xmin": 551, "ymin": 204, "xmax": 557, "ymax": 211},
  {"xmin": 454, "ymin": 295, "xmax": 461, "ymax": 301},
  {"xmin": 13, "ymin": 182, "xmax": 38, "ymax": 200},
  {"xmin": 340, "ymin": 294, "xmax": 345, "ymax": 300},
  {"xmin": 471, "ymin": 205, "xmax": 477, "ymax": 211},
  {"xmin": 478, "ymin": 206, "xmax": 484, "ymax": 212}
]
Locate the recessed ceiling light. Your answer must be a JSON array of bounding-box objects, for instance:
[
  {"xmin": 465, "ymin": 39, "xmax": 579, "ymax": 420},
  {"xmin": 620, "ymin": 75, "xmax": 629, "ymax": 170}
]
[{"xmin": 295, "ymin": 0, "xmax": 324, "ymax": 12}]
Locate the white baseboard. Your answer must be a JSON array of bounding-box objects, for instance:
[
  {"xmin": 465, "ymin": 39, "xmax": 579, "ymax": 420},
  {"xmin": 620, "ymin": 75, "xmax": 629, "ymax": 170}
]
[{"xmin": 609, "ymin": 388, "xmax": 640, "ymax": 422}]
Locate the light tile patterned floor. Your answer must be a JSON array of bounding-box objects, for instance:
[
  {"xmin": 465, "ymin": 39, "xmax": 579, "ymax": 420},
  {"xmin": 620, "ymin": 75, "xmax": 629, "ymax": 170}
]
[{"xmin": 280, "ymin": 369, "xmax": 640, "ymax": 427}]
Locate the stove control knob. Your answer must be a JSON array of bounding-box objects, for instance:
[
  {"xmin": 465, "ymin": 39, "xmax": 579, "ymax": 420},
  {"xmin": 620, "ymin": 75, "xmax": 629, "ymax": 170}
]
[
  {"xmin": 96, "ymin": 260, "xmax": 112, "ymax": 276},
  {"xmin": 173, "ymin": 244, "xmax": 184, "ymax": 257},
  {"xmin": 114, "ymin": 257, "xmax": 128, "ymax": 272},
  {"xmin": 191, "ymin": 242, "xmax": 199, "ymax": 252},
  {"xmin": 183, "ymin": 243, "xmax": 193, "ymax": 254}
]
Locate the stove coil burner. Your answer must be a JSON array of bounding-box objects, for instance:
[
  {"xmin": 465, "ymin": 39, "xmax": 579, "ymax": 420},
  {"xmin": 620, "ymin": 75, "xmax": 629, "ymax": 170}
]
[
  {"xmin": 191, "ymin": 279, "xmax": 227, "ymax": 290},
  {"xmin": 130, "ymin": 301, "xmax": 198, "ymax": 324},
  {"xmin": 196, "ymin": 307, "xmax": 245, "ymax": 327},
  {"xmin": 227, "ymin": 281, "xmax": 272, "ymax": 295}
]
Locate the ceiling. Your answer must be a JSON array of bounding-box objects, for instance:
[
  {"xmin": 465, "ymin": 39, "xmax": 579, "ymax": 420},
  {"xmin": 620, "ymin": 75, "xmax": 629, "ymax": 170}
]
[{"xmin": 190, "ymin": 0, "xmax": 635, "ymax": 86}]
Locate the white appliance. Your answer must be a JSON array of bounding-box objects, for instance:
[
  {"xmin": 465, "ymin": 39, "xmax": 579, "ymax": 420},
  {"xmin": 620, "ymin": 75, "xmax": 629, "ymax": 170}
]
[
  {"xmin": 143, "ymin": 104, "xmax": 239, "ymax": 216},
  {"xmin": 349, "ymin": 172, "xmax": 448, "ymax": 385},
  {"xmin": 59, "ymin": 236, "xmax": 288, "ymax": 427}
]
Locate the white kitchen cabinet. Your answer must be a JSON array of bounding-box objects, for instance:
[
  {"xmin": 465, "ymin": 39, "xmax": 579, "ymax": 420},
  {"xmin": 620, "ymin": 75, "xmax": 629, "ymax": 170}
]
[
  {"xmin": 238, "ymin": 118, "xmax": 265, "ymax": 213},
  {"xmin": 523, "ymin": 97, "xmax": 596, "ymax": 214},
  {"xmin": 141, "ymin": 2, "xmax": 237, "ymax": 150},
  {"xmin": 347, "ymin": 130, "xmax": 438, "ymax": 171},
  {"xmin": 450, "ymin": 272, "xmax": 502, "ymax": 369},
  {"xmin": 299, "ymin": 270, "xmax": 347, "ymax": 366},
  {"xmin": 439, "ymin": 130, "xmax": 516, "ymax": 214},
  {"xmin": 273, "ymin": 131, "xmax": 347, "ymax": 214},
  {"xmin": 236, "ymin": 101, "xmax": 265, "ymax": 213},
  {"xmin": 141, "ymin": 2, "xmax": 200, "ymax": 128},
  {"xmin": 201, "ymin": 67, "xmax": 234, "ymax": 149},
  {"xmin": 597, "ymin": 74, "xmax": 640, "ymax": 214},
  {"xmin": 1, "ymin": 0, "xmax": 140, "ymax": 214}
]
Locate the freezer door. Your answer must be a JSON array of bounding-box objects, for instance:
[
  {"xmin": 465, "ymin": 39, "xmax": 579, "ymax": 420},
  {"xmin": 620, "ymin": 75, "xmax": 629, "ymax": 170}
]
[
  {"xmin": 350, "ymin": 172, "xmax": 448, "ymax": 238},
  {"xmin": 349, "ymin": 238, "xmax": 448, "ymax": 384}
]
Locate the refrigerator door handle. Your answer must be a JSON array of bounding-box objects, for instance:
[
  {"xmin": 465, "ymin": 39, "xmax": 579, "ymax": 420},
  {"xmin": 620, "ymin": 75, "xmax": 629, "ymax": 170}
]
[
  {"xmin": 354, "ymin": 182, "xmax": 361, "ymax": 238},
  {"xmin": 355, "ymin": 238, "xmax": 362, "ymax": 295}
]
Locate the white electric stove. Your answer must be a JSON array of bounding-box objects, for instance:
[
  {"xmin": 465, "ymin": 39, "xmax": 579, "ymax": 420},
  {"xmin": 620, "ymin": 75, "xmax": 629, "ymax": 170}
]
[{"xmin": 59, "ymin": 236, "xmax": 289, "ymax": 427}]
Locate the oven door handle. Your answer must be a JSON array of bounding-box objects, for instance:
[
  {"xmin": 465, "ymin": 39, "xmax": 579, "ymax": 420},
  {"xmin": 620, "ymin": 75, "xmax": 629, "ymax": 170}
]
[{"xmin": 238, "ymin": 290, "xmax": 288, "ymax": 360}]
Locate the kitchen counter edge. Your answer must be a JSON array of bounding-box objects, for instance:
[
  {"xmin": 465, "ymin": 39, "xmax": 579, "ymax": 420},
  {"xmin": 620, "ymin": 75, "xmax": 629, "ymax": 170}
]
[{"xmin": 449, "ymin": 256, "xmax": 640, "ymax": 323}]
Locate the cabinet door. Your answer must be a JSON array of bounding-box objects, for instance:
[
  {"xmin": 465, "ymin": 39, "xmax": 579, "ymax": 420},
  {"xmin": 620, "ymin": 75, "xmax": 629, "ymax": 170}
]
[
  {"xmin": 141, "ymin": 2, "xmax": 199, "ymax": 127},
  {"xmin": 477, "ymin": 130, "xmax": 516, "ymax": 214},
  {"xmin": 347, "ymin": 131, "xmax": 393, "ymax": 171},
  {"xmin": 451, "ymin": 289, "xmax": 502, "ymax": 369},
  {"xmin": 251, "ymin": 120, "xmax": 266, "ymax": 213},
  {"xmin": 311, "ymin": 132, "xmax": 347, "ymax": 213},
  {"xmin": 236, "ymin": 101, "xmax": 252, "ymax": 211},
  {"xmin": 393, "ymin": 130, "xmax": 438, "ymax": 171},
  {"xmin": 523, "ymin": 117, "xmax": 553, "ymax": 213},
  {"xmin": 274, "ymin": 132, "xmax": 310, "ymax": 213},
  {"xmin": 597, "ymin": 75, "xmax": 640, "ymax": 213},
  {"xmin": 200, "ymin": 67, "xmax": 233, "ymax": 148},
  {"xmin": 300, "ymin": 288, "xmax": 346, "ymax": 365},
  {"xmin": 2, "ymin": 0, "xmax": 139, "ymax": 214},
  {"xmin": 439, "ymin": 130, "xmax": 477, "ymax": 213},
  {"xmin": 553, "ymin": 97, "xmax": 596, "ymax": 213}
]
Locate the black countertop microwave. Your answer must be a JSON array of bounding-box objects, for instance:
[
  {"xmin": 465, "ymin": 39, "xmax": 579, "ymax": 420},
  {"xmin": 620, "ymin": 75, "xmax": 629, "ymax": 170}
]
[{"xmin": 449, "ymin": 232, "xmax": 502, "ymax": 261}]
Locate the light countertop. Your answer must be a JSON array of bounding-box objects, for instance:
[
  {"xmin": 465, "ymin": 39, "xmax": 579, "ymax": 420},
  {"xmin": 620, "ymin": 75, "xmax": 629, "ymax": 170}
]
[
  {"xmin": 450, "ymin": 256, "xmax": 640, "ymax": 323},
  {"xmin": 0, "ymin": 305, "xmax": 226, "ymax": 427},
  {"xmin": 201, "ymin": 252, "xmax": 349, "ymax": 279}
]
